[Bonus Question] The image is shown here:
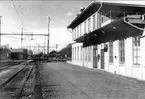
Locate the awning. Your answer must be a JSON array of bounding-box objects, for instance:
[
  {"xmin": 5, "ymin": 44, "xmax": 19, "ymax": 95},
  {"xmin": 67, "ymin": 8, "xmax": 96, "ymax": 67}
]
[
  {"xmin": 82, "ymin": 17, "xmax": 145, "ymax": 47},
  {"xmin": 67, "ymin": 2, "xmax": 145, "ymax": 29}
]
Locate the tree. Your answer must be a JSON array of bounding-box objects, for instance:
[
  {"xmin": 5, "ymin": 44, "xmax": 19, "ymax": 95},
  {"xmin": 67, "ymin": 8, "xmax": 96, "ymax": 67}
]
[{"xmin": 58, "ymin": 43, "xmax": 72, "ymax": 58}]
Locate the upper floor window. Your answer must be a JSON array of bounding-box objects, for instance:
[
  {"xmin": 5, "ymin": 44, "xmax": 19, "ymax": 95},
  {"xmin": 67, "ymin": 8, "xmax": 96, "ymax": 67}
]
[
  {"xmin": 88, "ymin": 18, "xmax": 91, "ymax": 32},
  {"xmin": 133, "ymin": 36, "xmax": 140, "ymax": 65},
  {"xmin": 109, "ymin": 41, "xmax": 113, "ymax": 63},
  {"xmin": 119, "ymin": 39, "xmax": 125, "ymax": 64},
  {"xmin": 75, "ymin": 28, "xmax": 77, "ymax": 39},
  {"xmin": 97, "ymin": 13, "xmax": 101, "ymax": 28},
  {"xmin": 84, "ymin": 21, "xmax": 87, "ymax": 33},
  {"xmin": 73, "ymin": 29, "xmax": 75, "ymax": 39},
  {"xmin": 93, "ymin": 14, "xmax": 96, "ymax": 30},
  {"xmin": 77, "ymin": 26, "xmax": 79, "ymax": 38},
  {"xmin": 80, "ymin": 24, "xmax": 82, "ymax": 36},
  {"xmin": 101, "ymin": 16, "xmax": 104, "ymax": 24}
]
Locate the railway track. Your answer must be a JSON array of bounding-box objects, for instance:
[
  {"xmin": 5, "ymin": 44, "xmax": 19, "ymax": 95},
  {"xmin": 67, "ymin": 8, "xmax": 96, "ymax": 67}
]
[
  {"xmin": 0, "ymin": 60, "xmax": 28, "ymax": 72},
  {"xmin": 0, "ymin": 61, "xmax": 36, "ymax": 99}
]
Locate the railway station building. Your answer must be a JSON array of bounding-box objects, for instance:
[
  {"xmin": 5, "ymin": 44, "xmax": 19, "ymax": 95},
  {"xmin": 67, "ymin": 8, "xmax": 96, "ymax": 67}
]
[{"xmin": 67, "ymin": 2, "xmax": 145, "ymax": 80}]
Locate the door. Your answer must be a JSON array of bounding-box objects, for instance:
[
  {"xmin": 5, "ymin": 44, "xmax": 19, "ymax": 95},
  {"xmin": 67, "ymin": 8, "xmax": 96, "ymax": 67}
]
[
  {"xmin": 93, "ymin": 49, "xmax": 98, "ymax": 68},
  {"xmin": 101, "ymin": 49, "xmax": 104, "ymax": 69}
]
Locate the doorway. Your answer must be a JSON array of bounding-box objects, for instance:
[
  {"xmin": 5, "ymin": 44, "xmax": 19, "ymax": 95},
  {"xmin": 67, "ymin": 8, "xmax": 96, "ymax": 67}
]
[
  {"xmin": 93, "ymin": 49, "xmax": 98, "ymax": 68},
  {"xmin": 100, "ymin": 49, "xmax": 104, "ymax": 69}
]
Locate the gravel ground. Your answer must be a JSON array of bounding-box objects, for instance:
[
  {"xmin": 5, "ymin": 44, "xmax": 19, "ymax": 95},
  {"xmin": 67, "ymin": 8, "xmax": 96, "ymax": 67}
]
[
  {"xmin": 0, "ymin": 65, "xmax": 33, "ymax": 99},
  {"xmin": 41, "ymin": 62, "xmax": 145, "ymax": 99}
]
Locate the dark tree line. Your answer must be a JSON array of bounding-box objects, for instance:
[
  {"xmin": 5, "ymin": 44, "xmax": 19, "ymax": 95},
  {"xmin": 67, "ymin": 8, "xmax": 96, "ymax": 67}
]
[{"xmin": 58, "ymin": 43, "xmax": 72, "ymax": 58}]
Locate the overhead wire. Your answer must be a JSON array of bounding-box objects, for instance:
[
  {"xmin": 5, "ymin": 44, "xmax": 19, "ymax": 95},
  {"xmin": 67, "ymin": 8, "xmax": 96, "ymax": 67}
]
[
  {"xmin": 17, "ymin": 1, "xmax": 27, "ymax": 31},
  {"xmin": 31, "ymin": 36, "xmax": 44, "ymax": 40},
  {"xmin": 4, "ymin": 34, "xmax": 31, "ymax": 42},
  {"xmin": 9, "ymin": 1, "xmax": 48, "ymax": 48},
  {"xmin": 11, "ymin": 0, "xmax": 26, "ymax": 31},
  {"xmin": 5, "ymin": 35, "xmax": 21, "ymax": 39},
  {"xmin": 4, "ymin": 35, "xmax": 20, "ymax": 42}
]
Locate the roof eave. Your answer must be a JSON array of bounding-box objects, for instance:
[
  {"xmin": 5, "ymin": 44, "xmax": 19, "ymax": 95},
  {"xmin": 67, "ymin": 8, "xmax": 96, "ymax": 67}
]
[{"xmin": 67, "ymin": 2, "xmax": 101, "ymax": 29}]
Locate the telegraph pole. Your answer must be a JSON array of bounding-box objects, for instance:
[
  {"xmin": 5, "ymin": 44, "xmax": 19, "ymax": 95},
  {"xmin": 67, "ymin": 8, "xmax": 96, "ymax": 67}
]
[
  {"xmin": 44, "ymin": 36, "xmax": 46, "ymax": 54},
  {"xmin": 47, "ymin": 17, "xmax": 50, "ymax": 55},
  {"xmin": 0, "ymin": 16, "xmax": 2, "ymax": 47}
]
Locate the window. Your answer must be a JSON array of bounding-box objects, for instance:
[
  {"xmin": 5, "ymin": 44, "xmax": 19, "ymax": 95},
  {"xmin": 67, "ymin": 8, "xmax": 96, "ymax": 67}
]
[
  {"xmin": 75, "ymin": 28, "xmax": 77, "ymax": 39},
  {"xmin": 84, "ymin": 47, "xmax": 87, "ymax": 61},
  {"xmin": 119, "ymin": 39, "xmax": 125, "ymax": 64},
  {"xmin": 133, "ymin": 36, "xmax": 140, "ymax": 65},
  {"xmin": 73, "ymin": 29, "xmax": 76, "ymax": 40},
  {"xmin": 109, "ymin": 41, "xmax": 113, "ymax": 63},
  {"xmin": 86, "ymin": 47, "xmax": 88, "ymax": 61},
  {"xmin": 75, "ymin": 47, "xmax": 77, "ymax": 60},
  {"xmin": 93, "ymin": 14, "xmax": 96, "ymax": 30},
  {"xmin": 88, "ymin": 46, "xmax": 92, "ymax": 61},
  {"xmin": 84, "ymin": 21, "xmax": 86, "ymax": 33},
  {"xmin": 80, "ymin": 24, "xmax": 82, "ymax": 36},
  {"xmin": 73, "ymin": 29, "xmax": 75, "ymax": 40},
  {"xmin": 101, "ymin": 16, "xmax": 104, "ymax": 24},
  {"xmin": 77, "ymin": 26, "xmax": 79, "ymax": 38},
  {"xmin": 88, "ymin": 18, "xmax": 91, "ymax": 32},
  {"xmin": 97, "ymin": 13, "xmax": 101, "ymax": 29},
  {"xmin": 80, "ymin": 46, "xmax": 82, "ymax": 61},
  {"xmin": 73, "ymin": 48, "xmax": 75, "ymax": 60},
  {"xmin": 74, "ymin": 48, "xmax": 75, "ymax": 61},
  {"xmin": 72, "ymin": 48, "xmax": 74, "ymax": 60},
  {"xmin": 77, "ymin": 47, "xmax": 79, "ymax": 61}
]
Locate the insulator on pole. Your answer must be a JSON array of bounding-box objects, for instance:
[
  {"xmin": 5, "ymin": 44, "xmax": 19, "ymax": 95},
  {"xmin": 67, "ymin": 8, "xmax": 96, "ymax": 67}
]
[
  {"xmin": 31, "ymin": 33, "xmax": 33, "ymax": 40},
  {"xmin": 21, "ymin": 28, "xmax": 23, "ymax": 44}
]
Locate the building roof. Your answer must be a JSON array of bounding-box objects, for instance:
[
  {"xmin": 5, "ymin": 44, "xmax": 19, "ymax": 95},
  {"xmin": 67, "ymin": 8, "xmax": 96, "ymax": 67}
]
[{"xmin": 67, "ymin": 2, "xmax": 145, "ymax": 29}]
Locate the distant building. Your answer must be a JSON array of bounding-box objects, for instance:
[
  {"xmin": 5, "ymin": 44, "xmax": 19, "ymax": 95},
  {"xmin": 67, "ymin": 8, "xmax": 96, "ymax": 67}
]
[
  {"xmin": 9, "ymin": 48, "xmax": 29, "ymax": 60},
  {"xmin": 67, "ymin": 2, "xmax": 145, "ymax": 80}
]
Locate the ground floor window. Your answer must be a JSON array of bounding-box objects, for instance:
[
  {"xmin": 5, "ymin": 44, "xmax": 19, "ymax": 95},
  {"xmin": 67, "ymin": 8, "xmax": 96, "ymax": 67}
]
[
  {"xmin": 88, "ymin": 46, "xmax": 92, "ymax": 61},
  {"xmin": 72, "ymin": 48, "xmax": 74, "ymax": 60},
  {"xmin": 80, "ymin": 46, "xmax": 83, "ymax": 61},
  {"xmin": 77, "ymin": 46, "xmax": 79, "ymax": 61},
  {"xmin": 133, "ymin": 36, "xmax": 140, "ymax": 65},
  {"xmin": 119, "ymin": 39, "xmax": 125, "ymax": 64},
  {"xmin": 84, "ymin": 47, "xmax": 87, "ymax": 61},
  {"xmin": 75, "ymin": 47, "xmax": 77, "ymax": 60}
]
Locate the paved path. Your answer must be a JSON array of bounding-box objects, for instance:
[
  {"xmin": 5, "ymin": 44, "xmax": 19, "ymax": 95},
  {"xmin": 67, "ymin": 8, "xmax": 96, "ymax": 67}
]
[{"xmin": 41, "ymin": 62, "xmax": 145, "ymax": 99}]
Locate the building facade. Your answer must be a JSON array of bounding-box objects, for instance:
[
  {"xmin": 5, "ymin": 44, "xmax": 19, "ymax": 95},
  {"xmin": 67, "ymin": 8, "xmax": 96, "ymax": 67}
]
[
  {"xmin": 9, "ymin": 48, "xmax": 29, "ymax": 60},
  {"xmin": 67, "ymin": 2, "xmax": 145, "ymax": 80}
]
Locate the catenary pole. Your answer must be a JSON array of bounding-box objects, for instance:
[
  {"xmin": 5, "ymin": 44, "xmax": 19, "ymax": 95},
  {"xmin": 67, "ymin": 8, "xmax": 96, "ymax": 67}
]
[{"xmin": 47, "ymin": 17, "xmax": 50, "ymax": 55}]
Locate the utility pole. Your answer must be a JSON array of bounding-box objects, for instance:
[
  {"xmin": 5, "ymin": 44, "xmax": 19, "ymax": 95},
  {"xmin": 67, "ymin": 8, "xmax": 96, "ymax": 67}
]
[
  {"xmin": 0, "ymin": 16, "xmax": 2, "ymax": 47},
  {"xmin": 44, "ymin": 36, "xmax": 46, "ymax": 54},
  {"xmin": 47, "ymin": 17, "xmax": 50, "ymax": 55}
]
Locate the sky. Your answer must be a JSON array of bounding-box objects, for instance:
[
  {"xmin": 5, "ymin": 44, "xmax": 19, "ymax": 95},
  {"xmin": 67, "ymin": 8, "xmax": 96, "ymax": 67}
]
[
  {"xmin": 0, "ymin": 0, "xmax": 92, "ymax": 53},
  {"xmin": 0, "ymin": 0, "xmax": 145, "ymax": 53}
]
